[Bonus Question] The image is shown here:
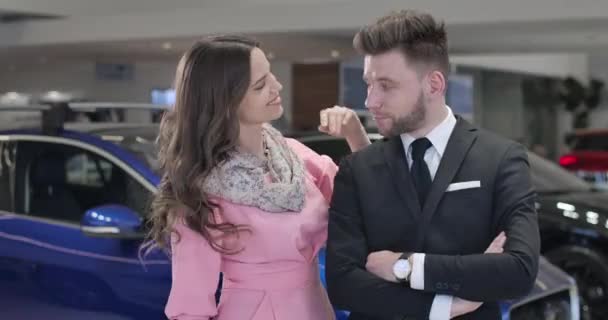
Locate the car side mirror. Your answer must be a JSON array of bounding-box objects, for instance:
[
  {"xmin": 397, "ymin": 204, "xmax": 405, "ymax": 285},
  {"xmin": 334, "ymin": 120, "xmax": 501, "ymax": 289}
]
[{"xmin": 80, "ymin": 204, "xmax": 143, "ymax": 239}]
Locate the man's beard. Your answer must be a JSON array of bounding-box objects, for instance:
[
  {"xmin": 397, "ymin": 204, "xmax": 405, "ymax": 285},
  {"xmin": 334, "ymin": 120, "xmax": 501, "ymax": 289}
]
[{"xmin": 383, "ymin": 91, "xmax": 426, "ymax": 137}]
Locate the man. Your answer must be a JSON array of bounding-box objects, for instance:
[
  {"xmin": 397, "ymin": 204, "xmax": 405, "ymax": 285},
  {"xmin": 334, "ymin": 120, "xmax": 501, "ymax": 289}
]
[{"xmin": 326, "ymin": 10, "xmax": 540, "ymax": 320}]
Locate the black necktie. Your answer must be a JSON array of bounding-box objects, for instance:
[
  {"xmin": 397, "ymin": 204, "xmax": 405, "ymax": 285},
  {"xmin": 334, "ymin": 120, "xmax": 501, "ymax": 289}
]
[{"xmin": 411, "ymin": 138, "xmax": 432, "ymax": 207}]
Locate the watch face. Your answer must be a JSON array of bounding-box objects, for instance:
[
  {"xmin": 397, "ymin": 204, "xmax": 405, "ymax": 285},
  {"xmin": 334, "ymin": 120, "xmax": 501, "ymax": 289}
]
[{"xmin": 393, "ymin": 259, "xmax": 411, "ymax": 279}]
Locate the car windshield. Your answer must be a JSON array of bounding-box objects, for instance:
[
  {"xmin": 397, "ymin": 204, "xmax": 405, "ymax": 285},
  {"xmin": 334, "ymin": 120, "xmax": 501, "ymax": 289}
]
[
  {"xmin": 87, "ymin": 125, "xmax": 160, "ymax": 173},
  {"xmin": 122, "ymin": 138, "xmax": 159, "ymax": 172},
  {"xmin": 528, "ymin": 151, "xmax": 593, "ymax": 193},
  {"xmin": 572, "ymin": 134, "xmax": 608, "ymax": 151}
]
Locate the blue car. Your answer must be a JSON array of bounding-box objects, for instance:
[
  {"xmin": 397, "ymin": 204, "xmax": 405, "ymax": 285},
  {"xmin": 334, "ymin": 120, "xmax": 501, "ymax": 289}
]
[{"xmin": 0, "ymin": 102, "xmax": 578, "ymax": 319}]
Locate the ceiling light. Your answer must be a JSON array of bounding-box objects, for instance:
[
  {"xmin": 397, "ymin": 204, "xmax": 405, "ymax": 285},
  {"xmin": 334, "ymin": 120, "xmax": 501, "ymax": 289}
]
[
  {"xmin": 162, "ymin": 42, "xmax": 173, "ymax": 50},
  {"xmin": 0, "ymin": 92, "xmax": 30, "ymax": 105},
  {"xmin": 40, "ymin": 91, "xmax": 72, "ymax": 103},
  {"xmin": 5, "ymin": 92, "xmax": 20, "ymax": 99},
  {"xmin": 331, "ymin": 50, "xmax": 341, "ymax": 58}
]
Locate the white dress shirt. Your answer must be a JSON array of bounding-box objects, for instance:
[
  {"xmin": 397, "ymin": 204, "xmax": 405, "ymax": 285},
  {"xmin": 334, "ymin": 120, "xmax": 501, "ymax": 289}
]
[{"xmin": 400, "ymin": 105, "xmax": 456, "ymax": 320}]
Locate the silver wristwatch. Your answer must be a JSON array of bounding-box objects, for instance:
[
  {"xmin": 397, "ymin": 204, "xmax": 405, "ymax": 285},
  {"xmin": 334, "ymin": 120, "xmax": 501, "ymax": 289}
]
[{"xmin": 392, "ymin": 253, "xmax": 413, "ymax": 282}]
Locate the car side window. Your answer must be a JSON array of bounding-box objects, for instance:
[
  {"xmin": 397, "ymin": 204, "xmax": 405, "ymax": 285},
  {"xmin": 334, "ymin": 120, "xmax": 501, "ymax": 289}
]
[
  {"xmin": 65, "ymin": 153, "xmax": 113, "ymax": 188},
  {"xmin": 0, "ymin": 141, "xmax": 15, "ymax": 212},
  {"xmin": 16, "ymin": 141, "xmax": 152, "ymax": 223}
]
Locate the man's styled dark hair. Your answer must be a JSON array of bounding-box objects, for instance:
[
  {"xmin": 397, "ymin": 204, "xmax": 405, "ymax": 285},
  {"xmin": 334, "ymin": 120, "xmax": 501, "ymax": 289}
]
[{"xmin": 353, "ymin": 10, "xmax": 449, "ymax": 76}]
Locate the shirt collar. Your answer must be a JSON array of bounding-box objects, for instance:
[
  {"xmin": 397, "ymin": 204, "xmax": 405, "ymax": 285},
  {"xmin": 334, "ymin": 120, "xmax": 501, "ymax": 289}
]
[{"xmin": 400, "ymin": 105, "xmax": 457, "ymax": 157}]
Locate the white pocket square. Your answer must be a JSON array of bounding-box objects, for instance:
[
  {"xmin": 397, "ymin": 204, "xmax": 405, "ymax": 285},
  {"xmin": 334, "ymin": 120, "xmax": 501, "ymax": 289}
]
[{"xmin": 446, "ymin": 181, "xmax": 481, "ymax": 192}]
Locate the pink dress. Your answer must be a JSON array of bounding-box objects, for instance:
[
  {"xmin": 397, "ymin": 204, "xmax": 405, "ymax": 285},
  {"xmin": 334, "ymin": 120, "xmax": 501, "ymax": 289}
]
[{"xmin": 165, "ymin": 138, "xmax": 338, "ymax": 320}]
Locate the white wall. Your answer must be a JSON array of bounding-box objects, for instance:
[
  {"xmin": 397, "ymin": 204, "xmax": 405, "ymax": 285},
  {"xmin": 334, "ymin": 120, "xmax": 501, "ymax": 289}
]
[
  {"xmin": 0, "ymin": 58, "xmax": 294, "ymax": 123},
  {"xmin": 452, "ymin": 53, "xmax": 589, "ymax": 81},
  {"xmin": 0, "ymin": 59, "xmax": 177, "ymax": 102},
  {"xmin": 587, "ymin": 54, "xmax": 608, "ymax": 129},
  {"xmin": 271, "ymin": 61, "xmax": 293, "ymax": 127},
  {"xmin": 5, "ymin": 0, "xmax": 608, "ymax": 46},
  {"xmin": 453, "ymin": 53, "xmax": 591, "ymax": 157},
  {"xmin": 2, "ymin": 51, "xmax": 597, "ymax": 141}
]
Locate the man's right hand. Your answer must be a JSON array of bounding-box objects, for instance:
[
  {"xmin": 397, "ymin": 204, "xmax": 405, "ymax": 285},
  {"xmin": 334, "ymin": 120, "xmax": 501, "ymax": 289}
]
[
  {"xmin": 449, "ymin": 232, "xmax": 507, "ymax": 318},
  {"xmin": 318, "ymin": 106, "xmax": 370, "ymax": 152}
]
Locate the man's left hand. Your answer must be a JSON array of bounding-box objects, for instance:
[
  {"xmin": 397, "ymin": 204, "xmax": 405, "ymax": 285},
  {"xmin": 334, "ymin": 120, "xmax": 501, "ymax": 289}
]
[{"xmin": 366, "ymin": 250, "xmax": 402, "ymax": 282}]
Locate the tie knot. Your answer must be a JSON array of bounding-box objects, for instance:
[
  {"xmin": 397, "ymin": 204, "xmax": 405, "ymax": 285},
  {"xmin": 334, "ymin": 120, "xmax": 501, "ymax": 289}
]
[{"xmin": 411, "ymin": 138, "xmax": 432, "ymax": 161}]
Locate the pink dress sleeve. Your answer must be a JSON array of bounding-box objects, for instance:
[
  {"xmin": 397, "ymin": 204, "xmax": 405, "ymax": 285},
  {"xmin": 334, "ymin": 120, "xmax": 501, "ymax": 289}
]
[
  {"xmin": 165, "ymin": 216, "xmax": 222, "ymax": 320},
  {"xmin": 285, "ymin": 138, "xmax": 339, "ymax": 203}
]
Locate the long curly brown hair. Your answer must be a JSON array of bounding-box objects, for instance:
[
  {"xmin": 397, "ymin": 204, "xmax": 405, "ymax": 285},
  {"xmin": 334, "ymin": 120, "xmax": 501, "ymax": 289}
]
[{"xmin": 143, "ymin": 35, "xmax": 258, "ymax": 255}]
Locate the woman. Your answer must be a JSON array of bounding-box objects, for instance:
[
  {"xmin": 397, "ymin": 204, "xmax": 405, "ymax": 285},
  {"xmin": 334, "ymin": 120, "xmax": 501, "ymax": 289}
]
[{"xmin": 145, "ymin": 35, "xmax": 370, "ymax": 320}]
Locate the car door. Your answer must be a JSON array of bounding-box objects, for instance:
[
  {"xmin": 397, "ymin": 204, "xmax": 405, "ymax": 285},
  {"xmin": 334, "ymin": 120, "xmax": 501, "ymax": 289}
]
[
  {"xmin": 0, "ymin": 136, "xmax": 170, "ymax": 320},
  {"xmin": 0, "ymin": 140, "xmax": 43, "ymax": 318}
]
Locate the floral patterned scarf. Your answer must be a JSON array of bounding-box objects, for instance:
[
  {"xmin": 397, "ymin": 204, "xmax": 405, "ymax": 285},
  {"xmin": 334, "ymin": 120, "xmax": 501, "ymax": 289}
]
[{"xmin": 202, "ymin": 124, "xmax": 306, "ymax": 213}]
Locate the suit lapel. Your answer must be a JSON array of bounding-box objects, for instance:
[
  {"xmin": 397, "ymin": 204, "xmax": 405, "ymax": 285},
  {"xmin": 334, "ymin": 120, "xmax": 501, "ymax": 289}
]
[
  {"xmin": 382, "ymin": 136, "xmax": 423, "ymax": 218},
  {"xmin": 421, "ymin": 117, "xmax": 478, "ymax": 220}
]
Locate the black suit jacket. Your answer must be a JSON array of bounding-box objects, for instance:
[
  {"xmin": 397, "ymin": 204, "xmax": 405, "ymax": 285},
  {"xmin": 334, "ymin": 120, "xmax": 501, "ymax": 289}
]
[{"xmin": 326, "ymin": 117, "xmax": 540, "ymax": 320}]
